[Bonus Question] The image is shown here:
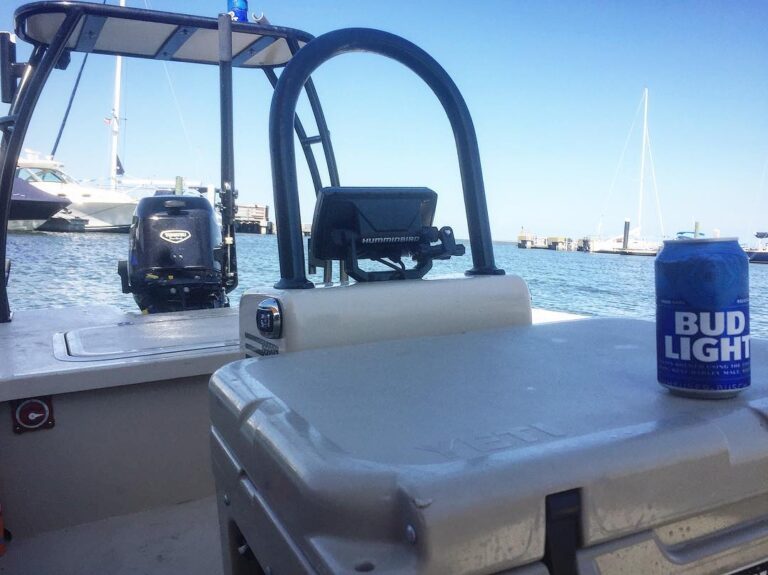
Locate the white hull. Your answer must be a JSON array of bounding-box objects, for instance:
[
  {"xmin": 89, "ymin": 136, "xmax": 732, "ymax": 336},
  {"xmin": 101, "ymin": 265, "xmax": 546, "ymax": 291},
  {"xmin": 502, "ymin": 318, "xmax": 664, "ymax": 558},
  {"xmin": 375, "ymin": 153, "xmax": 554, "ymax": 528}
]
[
  {"xmin": 586, "ymin": 236, "xmax": 660, "ymax": 255},
  {"xmin": 17, "ymin": 158, "xmax": 139, "ymax": 231},
  {"xmin": 7, "ymin": 219, "xmax": 46, "ymax": 231},
  {"xmin": 68, "ymin": 201, "xmax": 137, "ymax": 230},
  {"xmin": 17, "ymin": 156, "xmax": 214, "ymax": 232}
]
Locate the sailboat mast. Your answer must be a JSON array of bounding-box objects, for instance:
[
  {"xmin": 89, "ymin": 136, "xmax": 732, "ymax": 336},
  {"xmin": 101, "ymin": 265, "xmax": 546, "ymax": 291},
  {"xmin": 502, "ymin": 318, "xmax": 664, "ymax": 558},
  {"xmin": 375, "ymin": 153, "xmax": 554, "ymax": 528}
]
[
  {"xmin": 109, "ymin": 0, "xmax": 126, "ymax": 190},
  {"xmin": 637, "ymin": 87, "xmax": 649, "ymax": 233}
]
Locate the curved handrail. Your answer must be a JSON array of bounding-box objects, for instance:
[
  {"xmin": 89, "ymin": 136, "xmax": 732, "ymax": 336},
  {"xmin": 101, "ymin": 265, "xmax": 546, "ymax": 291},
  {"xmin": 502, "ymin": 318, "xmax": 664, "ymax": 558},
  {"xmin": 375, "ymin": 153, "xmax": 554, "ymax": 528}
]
[
  {"xmin": 269, "ymin": 27, "xmax": 504, "ymax": 289},
  {"xmin": 0, "ymin": 9, "xmax": 82, "ymax": 322}
]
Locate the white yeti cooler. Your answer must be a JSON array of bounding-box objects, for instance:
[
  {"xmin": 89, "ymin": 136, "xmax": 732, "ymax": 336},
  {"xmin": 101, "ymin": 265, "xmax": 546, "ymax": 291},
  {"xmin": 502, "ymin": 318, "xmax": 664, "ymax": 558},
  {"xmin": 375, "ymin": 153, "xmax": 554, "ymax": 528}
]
[{"xmin": 210, "ymin": 317, "xmax": 768, "ymax": 574}]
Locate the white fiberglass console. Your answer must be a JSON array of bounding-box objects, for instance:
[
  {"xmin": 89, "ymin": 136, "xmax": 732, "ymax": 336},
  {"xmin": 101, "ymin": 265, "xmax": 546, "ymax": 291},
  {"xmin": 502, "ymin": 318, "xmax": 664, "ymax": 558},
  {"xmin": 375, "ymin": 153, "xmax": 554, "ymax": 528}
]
[{"xmin": 238, "ymin": 275, "xmax": 532, "ymax": 357}]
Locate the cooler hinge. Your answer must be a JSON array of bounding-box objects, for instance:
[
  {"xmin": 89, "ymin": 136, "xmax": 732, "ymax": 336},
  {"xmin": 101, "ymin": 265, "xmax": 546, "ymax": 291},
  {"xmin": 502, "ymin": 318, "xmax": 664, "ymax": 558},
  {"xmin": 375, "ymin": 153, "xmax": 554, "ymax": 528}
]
[{"xmin": 543, "ymin": 489, "xmax": 582, "ymax": 575}]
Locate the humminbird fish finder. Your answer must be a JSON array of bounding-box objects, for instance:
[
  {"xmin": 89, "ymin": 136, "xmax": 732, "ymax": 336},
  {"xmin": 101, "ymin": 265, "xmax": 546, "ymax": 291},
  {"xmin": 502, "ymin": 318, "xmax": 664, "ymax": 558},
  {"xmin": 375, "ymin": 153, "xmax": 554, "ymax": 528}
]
[{"xmin": 310, "ymin": 186, "xmax": 465, "ymax": 282}]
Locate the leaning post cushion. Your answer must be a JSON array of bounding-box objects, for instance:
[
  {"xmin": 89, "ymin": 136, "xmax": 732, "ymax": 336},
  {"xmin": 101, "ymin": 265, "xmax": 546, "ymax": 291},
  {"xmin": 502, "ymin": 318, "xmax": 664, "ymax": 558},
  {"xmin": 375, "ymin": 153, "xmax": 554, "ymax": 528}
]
[{"xmin": 239, "ymin": 275, "xmax": 532, "ymax": 356}]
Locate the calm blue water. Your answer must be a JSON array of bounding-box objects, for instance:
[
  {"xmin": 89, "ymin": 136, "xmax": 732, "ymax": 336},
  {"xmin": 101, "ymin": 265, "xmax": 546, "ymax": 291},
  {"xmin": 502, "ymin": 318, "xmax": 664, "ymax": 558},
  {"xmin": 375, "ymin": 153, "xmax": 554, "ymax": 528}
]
[{"xmin": 7, "ymin": 232, "xmax": 768, "ymax": 338}]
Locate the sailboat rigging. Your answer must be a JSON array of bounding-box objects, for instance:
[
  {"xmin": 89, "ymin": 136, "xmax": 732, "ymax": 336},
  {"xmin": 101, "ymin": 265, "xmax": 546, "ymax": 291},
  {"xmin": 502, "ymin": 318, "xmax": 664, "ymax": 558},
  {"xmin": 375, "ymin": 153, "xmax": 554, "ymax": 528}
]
[
  {"xmin": 109, "ymin": 1, "xmax": 125, "ymax": 190},
  {"xmin": 588, "ymin": 88, "xmax": 665, "ymax": 255}
]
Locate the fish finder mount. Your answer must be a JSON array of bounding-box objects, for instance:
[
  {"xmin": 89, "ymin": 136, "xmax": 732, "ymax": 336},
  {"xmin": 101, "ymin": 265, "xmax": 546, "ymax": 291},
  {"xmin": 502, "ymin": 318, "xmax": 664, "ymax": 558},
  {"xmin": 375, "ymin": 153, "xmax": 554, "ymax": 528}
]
[
  {"xmin": 269, "ymin": 27, "xmax": 504, "ymax": 289},
  {"xmin": 310, "ymin": 186, "xmax": 465, "ymax": 282}
]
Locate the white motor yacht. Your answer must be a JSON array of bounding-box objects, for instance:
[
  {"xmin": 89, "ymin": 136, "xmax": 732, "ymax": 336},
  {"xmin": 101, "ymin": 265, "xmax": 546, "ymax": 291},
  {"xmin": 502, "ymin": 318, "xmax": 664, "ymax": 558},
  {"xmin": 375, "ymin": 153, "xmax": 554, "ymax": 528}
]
[
  {"xmin": 16, "ymin": 155, "xmax": 137, "ymax": 232},
  {"xmin": 7, "ymin": 176, "xmax": 70, "ymax": 231}
]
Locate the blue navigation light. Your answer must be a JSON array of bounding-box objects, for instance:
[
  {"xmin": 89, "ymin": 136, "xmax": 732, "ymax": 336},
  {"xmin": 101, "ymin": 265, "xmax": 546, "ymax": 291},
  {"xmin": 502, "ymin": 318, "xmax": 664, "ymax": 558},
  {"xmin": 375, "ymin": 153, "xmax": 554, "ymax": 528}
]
[{"xmin": 227, "ymin": 0, "xmax": 248, "ymax": 22}]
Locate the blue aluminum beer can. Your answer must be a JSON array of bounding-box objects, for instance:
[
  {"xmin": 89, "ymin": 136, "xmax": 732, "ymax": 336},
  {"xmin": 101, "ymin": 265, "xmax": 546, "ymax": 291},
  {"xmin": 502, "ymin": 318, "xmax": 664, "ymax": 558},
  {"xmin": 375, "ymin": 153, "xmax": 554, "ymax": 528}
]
[
  {"xmin": 656, "ymin": 238, "xmax": 750, "ymax": 398},
  {"xmin": 227, "ymin": 0, "xmax": 248, "ymax": 22}
]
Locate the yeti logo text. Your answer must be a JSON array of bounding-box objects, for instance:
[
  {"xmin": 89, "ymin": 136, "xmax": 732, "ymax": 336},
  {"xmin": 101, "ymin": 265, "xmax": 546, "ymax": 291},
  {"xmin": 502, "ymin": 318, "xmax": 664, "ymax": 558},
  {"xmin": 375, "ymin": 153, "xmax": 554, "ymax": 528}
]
[{"xmin": 160, "ymin": 230, "xmax": 191, "ymax": 244}]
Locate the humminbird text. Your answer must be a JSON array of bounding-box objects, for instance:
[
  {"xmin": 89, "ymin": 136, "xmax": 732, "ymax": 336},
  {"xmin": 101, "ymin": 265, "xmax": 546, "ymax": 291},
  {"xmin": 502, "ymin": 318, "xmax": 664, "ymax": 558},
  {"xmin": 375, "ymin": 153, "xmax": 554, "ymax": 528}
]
[{"xmin": 361, "ymin": 236, "xmax": 420, "ymax": 244}]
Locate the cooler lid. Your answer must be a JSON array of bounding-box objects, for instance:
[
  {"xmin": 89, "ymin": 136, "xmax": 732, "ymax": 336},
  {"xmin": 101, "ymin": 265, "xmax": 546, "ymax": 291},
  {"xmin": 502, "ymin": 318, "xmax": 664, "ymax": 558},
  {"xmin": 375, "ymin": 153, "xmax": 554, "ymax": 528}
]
[{"xmin": 211, "ymin": 318, "xmax": 768, "ymax": 573}]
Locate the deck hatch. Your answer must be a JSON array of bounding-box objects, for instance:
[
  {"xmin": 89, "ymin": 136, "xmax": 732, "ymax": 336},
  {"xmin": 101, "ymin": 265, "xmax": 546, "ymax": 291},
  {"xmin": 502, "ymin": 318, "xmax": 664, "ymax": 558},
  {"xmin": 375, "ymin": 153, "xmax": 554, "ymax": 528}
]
[{"xmin": 57, "ymin": 309, "xmax": 239, "ymax": 361}]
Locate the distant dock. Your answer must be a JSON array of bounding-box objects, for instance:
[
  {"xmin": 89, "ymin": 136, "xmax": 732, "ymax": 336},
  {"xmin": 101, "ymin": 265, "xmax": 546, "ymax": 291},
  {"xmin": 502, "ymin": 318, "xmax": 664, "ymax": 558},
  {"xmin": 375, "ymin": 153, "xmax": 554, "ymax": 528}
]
[
  {"xmin": 517, "ymin": 220, "xmax": 659, "ymax": 256},
  {"xmin": 235, "ymin": 203, "xmax": 273, "ymax": 234},
  {"xmin": 517, "ymin": 232, "xmax": 575, "ymax": 251}
]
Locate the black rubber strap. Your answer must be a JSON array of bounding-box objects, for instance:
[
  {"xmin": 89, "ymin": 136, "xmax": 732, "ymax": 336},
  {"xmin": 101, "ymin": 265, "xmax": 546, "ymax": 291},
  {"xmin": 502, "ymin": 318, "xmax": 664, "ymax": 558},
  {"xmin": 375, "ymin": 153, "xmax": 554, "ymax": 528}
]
[{"xmin": 543, "ymin": 489, "xmax": 582, "ymax": 575}]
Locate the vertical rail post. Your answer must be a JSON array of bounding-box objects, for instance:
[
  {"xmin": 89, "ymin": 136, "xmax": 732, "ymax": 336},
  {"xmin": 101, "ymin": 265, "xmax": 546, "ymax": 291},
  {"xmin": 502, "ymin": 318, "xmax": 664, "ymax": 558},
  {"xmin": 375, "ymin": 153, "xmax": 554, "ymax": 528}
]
[
  {"xmin": 218, "ymin": 13, "xmax": 238, "ymax": 293},
  {"xmin": 285, "ymin": 37, "xmax": 341, "ymax": 284},
  {"xmin": 262, "ymin": 68, "xmax": 324, "ymax": 194},
  {"xmin": 0, "ymin": 10, "xmax": 82, "ymax": 322},
  {"xmin": 285, "ymin": 38, "xmax": 340, "ymax": 189},
  {"xmin": 264, "ymin": 64, "xmax": 344, "ymax": 284}
]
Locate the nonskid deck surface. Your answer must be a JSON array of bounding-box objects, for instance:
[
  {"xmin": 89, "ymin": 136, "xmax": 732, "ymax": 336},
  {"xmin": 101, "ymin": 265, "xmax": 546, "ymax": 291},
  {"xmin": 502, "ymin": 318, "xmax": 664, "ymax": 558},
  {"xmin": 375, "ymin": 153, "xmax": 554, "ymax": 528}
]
[
  {"xmin": 0, "ymin": 305, "xmax": 239, "ymax": 402},
  {"xmin": 0, "ymin": 497, "xmax": 222, "ymax": 575},
  {"xmin": 0, "ymin": 304, "xmax": 567, "ymax": 402},
  {"xmin": 0, "ymin": 304, "xmax": 579, "ymax": 575}
]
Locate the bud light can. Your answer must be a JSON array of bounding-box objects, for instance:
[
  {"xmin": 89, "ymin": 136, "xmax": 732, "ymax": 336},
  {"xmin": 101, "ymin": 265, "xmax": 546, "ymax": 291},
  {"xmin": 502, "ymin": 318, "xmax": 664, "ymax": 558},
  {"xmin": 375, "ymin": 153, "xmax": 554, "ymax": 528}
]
[
  {"xmin": 656, "ymin": 238, "xmax": 750, "ymax": 398},
  {"xmin": 227, "ymin": 0, "xmax": 248, "ymax": 22}
]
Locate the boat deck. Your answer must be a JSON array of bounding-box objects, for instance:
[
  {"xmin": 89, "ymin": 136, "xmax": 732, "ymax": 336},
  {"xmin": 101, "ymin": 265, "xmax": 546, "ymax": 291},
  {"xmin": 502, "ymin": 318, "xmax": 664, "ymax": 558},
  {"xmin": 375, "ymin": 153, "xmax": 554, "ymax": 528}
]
[
  {"xmin": 0, "ymin": 305, "xmax": 239, "ymax": 402},
  {"xmin": 0, "ymin": 304, "xmax": 581, "ymax": 574},
  {"xmin": 0, "ymin": 497, "xmax": 222, "ymax": 575}
]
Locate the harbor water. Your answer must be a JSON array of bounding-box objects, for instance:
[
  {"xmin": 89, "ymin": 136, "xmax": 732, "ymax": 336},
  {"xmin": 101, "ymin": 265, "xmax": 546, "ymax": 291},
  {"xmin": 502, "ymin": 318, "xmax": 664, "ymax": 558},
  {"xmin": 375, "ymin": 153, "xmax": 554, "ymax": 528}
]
[{"xmin": 7, "ymin": 232, "xmax": 768, "ymax": 339}]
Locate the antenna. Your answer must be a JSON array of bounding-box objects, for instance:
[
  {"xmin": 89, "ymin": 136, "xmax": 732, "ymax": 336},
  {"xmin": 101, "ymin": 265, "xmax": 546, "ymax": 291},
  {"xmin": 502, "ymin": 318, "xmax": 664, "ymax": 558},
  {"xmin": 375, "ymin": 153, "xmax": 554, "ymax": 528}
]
[
  {"xmin": 109, "ymin": 0, "xmax": 127, "ymax": 190},
  {"xmin": 637, "ymin": 87, "xmax": 648, "ymax": 233}
]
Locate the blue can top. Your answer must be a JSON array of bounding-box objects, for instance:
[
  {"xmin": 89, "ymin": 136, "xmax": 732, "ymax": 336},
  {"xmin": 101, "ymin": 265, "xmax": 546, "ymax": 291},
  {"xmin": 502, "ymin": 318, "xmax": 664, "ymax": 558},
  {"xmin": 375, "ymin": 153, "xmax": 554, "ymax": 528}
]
[
  {"xmin": 661, "ymin": 236, "xmax": 739, "ymax": 246},
  {"xmin": 656, "ymin": 237, "xmax": 748, "ymax": 310},
  {"xmin": 227, "ymin": 0, "xmax": 248, "ymax": 22}
]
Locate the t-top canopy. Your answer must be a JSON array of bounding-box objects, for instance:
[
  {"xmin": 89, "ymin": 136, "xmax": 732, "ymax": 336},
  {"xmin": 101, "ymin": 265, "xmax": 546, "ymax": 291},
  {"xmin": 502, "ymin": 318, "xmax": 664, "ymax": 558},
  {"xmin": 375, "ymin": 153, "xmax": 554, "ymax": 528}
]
[{"xmin": 14, "ymin": 1, "xmax": 312, "ymax": 68}]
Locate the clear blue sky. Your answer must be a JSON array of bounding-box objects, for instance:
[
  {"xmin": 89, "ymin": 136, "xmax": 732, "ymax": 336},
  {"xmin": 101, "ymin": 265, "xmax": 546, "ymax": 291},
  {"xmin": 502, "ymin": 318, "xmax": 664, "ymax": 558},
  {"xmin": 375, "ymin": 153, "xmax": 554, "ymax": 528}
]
[{"xmin": 2, "ymin": 0, "xmax": 767, "ymax": 242}]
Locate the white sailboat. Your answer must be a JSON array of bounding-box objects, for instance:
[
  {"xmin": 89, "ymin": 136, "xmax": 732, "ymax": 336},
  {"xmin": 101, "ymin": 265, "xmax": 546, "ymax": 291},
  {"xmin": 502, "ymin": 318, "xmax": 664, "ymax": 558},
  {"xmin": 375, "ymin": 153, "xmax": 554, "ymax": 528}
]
[{"xmin": 587, "ymin": 88, "xmax": 664, "ymax": 255}]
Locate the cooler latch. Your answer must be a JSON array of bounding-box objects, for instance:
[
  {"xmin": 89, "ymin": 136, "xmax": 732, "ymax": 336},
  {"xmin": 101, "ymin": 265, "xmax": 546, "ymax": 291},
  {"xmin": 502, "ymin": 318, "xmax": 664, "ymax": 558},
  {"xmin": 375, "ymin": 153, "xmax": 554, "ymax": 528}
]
[{"xmin": 543, "ymin": 489, "xmax": 582, "ymax": 575}]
